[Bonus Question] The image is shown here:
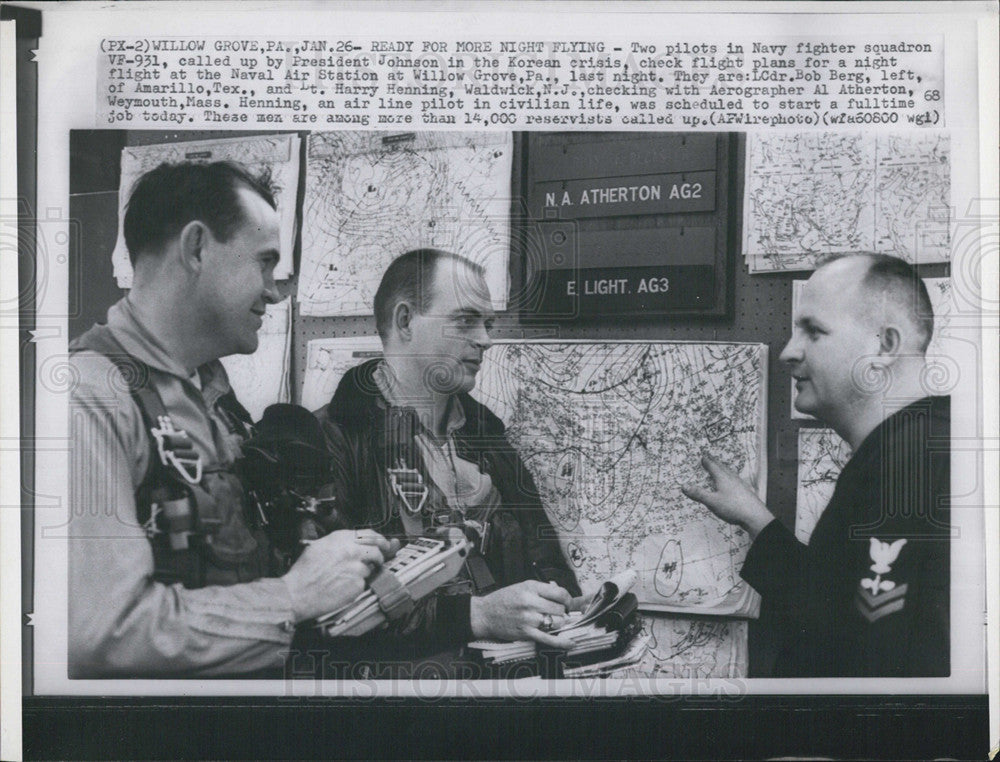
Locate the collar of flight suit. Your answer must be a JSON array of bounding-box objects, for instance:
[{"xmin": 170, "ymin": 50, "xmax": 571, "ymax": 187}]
[
  {"xmin": 325, "ymin": 359, "xmax": 508, "ymax": 444},
  {"xmin": 103, "ymin": 297, "xmax": 232, "ymax": 403},
  {"xmin": 372, "ymin": 359, "xmax": 467, "ymax": 443}
]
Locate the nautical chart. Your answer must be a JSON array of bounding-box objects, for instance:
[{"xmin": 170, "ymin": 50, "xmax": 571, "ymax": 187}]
[
  {"xmin": 219, "ymin": 298, "xmax": 291, "ymax": 422},
  {"xmin": 744, "ymin": 131, "xmax": 950, "ymax": 272},
  {"xmin": 791, "ymin": 276, "xmax": 953, "ymax": 418},
  {"xmin": 472, "ymin": 341, "xmax": 767, "ymax": 617},
  {"xmin": 298, "ymin": 131, "xmax": 512, "ymax": 316},
  {"xmin": 110, "ymin": 134, "xmax": 300, "ymax": 288},
  {"xmin": 795, "ymin": 427, "xmax": 853, "ymax": 544},
  {"xmin": 300, "ymin": 335, "xmax": 383, "ymax": 412}
]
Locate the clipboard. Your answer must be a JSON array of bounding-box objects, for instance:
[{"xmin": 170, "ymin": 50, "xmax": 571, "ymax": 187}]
[{"xmin": 315, "ymin": 532, "xmax": 470, "ymax": 638}]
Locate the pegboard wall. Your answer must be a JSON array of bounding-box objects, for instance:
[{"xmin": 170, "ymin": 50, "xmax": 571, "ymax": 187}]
[{"xmin": 70, "ymin": 129, "xmax": 949, "ymax": 676}]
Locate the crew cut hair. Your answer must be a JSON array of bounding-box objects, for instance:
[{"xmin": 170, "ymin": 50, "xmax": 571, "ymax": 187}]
[
  {"xmin": 373, "ymin": 248, "xmax": 486, "ymax": 340},
  {"xmin": 123, "ymin": 160, "xmax": 276, "ymax": 265},
  {"xmin": 820, "ymin": 253, "xmax": 936, "ymax": 353}
]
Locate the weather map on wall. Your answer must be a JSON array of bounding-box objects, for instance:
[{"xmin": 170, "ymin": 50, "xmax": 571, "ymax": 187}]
[
  {"xmin": 298, "ymin": 131, "xmax": 512, "ymax": 316},
  {"xmin": 300, "ymin": 335, "xmax": 382, "ymax": 412},
  {"xmin": 473, "ymin": 341, "xmax": 768, "ymax": 618},
  {"xmin": 219, "ymin": 298, "xmax": 292, "ymax": 422},
  {"xmin": 111, "ymin": 134, "xmax": 301, "ymax": 288},
  {"xmin": 744, "ymin": 131, "xmax": 950, "ymax": 272}
]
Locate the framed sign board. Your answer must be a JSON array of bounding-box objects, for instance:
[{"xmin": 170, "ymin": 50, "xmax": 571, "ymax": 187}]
[{"xmin": 517, "ymin": 132, "xmax": 736, "ymax": 320}]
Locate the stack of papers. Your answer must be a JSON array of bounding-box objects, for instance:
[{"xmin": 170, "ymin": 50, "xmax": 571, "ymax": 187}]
[
  {"xmin": 561, "ymin": 630, "xmax": 652, "ymax": 679},
  {"xmin": 469, "ymin": 617, "xmax": 623, "ymax": 664},
  {"xmin": 467, "ymin": 570, "xmax": 639, "ymax": 666}
]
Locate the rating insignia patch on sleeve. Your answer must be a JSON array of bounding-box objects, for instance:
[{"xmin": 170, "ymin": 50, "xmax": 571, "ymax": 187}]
[
  {"xmin": 855, "ymin": 537, "xmax": 909, "ymax": 622},
  {"xmin": 856, "ymin": 582, "xmax": 908, "ymax": 622}
]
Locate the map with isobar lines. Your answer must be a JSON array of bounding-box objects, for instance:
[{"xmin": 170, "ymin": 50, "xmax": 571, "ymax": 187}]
[
  {"xmin": 111, "ymin": 134, "xmax": 300, "ymax": 288},
  {"xmin": 219, "ymin": 298, "xmax": 291, "ymax": 422},
  {"xmin": 298, "ymin": 131, "xmax": 512, "ymax": 316},
  {"xmin": 472, "ymin": 341, "xmax": 767, "ymax": 617},
  {"xmin": 744, "ymin": 132, "xmax": 950, "ymax": 272},
  {"xmin": 795, "ymin": 428, "xmax": 854, "ymax": 544},
  {"xmin": 622, "ymin": 615, "xmax": 748, "ymax": 678},
  {"xmin": 300, "ymin": 336, "xmax": 382, "ymax": 413}
]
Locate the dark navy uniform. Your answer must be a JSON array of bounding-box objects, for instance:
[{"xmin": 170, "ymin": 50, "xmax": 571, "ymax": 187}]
[{"xmin": 742, "ymin": 396, "xmax": 950, "ymax": 677}]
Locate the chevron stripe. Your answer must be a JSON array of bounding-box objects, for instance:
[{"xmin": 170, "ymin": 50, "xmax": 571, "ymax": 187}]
[
  {"xmin": 856, "ymin": 582, "xmax": 909, "ymax": 609},
  {"xmin": 855, "ymin": 583, "xmax": 908, "ymax": 622},
  {"xmin": 856, "ymin": 596, "xmax": 905, "ymax": 622}
]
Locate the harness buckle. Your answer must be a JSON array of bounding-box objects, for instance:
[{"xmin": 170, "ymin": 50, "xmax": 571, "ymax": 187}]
[
  {"xmin": 151, "ymin": 415, "xmax": 203, "ymax": 484},
  {"xmin": 387, "ymin": 460, "xmax": 429, "ymax": 516},
  {"xmin": 142, "ymin": 502, "xmax": 162, "ymax": 538}
]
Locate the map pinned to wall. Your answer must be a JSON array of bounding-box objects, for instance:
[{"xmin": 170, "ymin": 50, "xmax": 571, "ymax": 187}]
[
  {"xmin": 921, "ymin": 277, "xmax": 956, "ymax": 395},
  {"xmin": 472, "ymin": 341, "xmax": 767, "ymax": 617},
  {"xmin": 744, "ymin": 132, "xmax": 950, "ymax": 272},
  {"xmin": 617, "ymin": 615, "xmax": 748, "ymax": 678},
  {"xmin": 298, "ymin": 131, "xmax": 512, "ymax": 316},
  {"xmin": 790, "ymin": 276, "xmax": 952, "ymax": 418},
  {"xmin": 219, "ymin": 297, "xmax": 291, "ymax": 423},
  {"xmin": 300, "ymin": 335, "xmax": 382, "ymax": 412},
  {"xmin": 111, "ymin": 134, "xmax": 301, "ymax": 288},
  {"xmin": 795, "ymin": 427, "xmax": 853, "ymax": 544}
]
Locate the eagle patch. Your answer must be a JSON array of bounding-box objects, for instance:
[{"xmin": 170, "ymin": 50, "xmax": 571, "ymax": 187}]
[{"xmin": 856, "ymin": 537, "xmax": 908, "ymax": 622}]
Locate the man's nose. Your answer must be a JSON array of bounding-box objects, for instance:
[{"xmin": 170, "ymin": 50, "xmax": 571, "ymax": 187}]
[
  {"xmin": 263, "ymin": 276, "xmax": 283, "ymax": 304},
  {"xmin": 473, "ymin": 323, "xmax": 493, "ymax": 350},
  {"xmin": 472, "ymin": 322, "xmax": 493, "ymax": 352},
  {"xmin": 779, "ymin": 334, "xmax": 801, "ymax": 366}
]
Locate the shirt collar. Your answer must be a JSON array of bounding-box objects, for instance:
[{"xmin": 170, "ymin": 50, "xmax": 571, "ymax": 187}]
[
  {"xmin": 373, "ymin": 360, "xmax": 466, "ymax": 439},
  {"xmin": 103, "ymin": 297, "xmax": 230, "ymax": 394},
  {"xmin": 846, "ymin": 395, "xmax": 947, "ymax": 470}
]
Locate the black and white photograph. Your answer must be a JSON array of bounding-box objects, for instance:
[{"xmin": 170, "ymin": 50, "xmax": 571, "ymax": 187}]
[{"xmin": 2, "ymin": 2, "xmax": 996, "ymax": 760}]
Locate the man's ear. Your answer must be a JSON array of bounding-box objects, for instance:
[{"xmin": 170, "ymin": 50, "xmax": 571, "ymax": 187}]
[
  {"xmin": 877, "ymin": 324, "xmax": 903, "ymax": 359},
  {"xmin": 393, "ymin": 301, "xmax": 414, "ymax": 340},
  {"xmin": 176, "ymin": 220, "xmax": 208, "ymax": 274}
]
